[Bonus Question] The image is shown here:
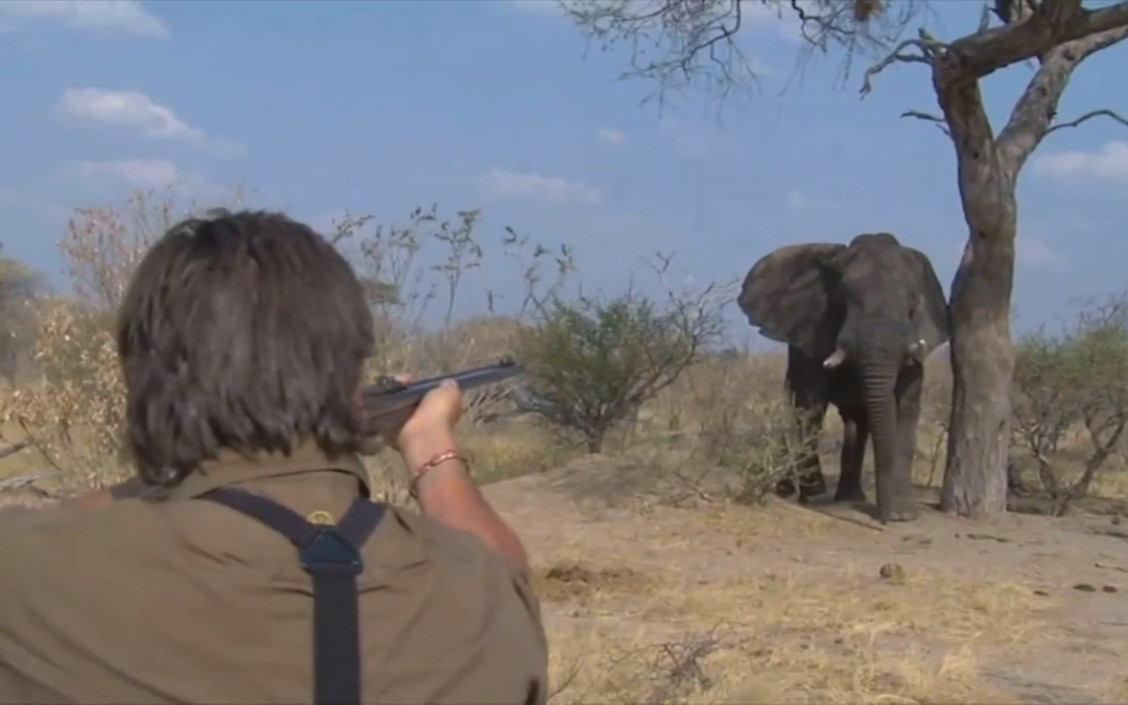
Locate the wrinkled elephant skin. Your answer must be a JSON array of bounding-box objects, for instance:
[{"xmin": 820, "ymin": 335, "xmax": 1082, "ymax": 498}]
[{"xmin": 737, "ymin": 233, "xmax": 950, "ymax": 524}]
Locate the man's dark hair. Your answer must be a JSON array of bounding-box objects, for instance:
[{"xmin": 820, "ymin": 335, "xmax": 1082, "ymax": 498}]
[{"xmin": 115, "ymin": 209, "xmax": 374, "ymax": 486}]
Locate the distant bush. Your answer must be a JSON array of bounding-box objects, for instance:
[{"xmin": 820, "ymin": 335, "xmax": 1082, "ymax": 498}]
[
  {"xmin": 518, "ymin": 271, "xmax": 728, "ymax": 453},
  {"xmin": 1011, "ymin": 289, "xmax": 1128, "ymax": 514}
]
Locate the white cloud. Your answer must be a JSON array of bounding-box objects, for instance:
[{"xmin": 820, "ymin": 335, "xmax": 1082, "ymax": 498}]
[
  {"xmin": 72, "ymin": 159, "xmax": 181, "ymax": 190},
  {"xmin": 68, "ymin": 159, "xmax": 224, "ymax": 202},
  {"xmin": 1030, "ymin": 140, "xmax": 1128, "ymax": 181},
  {"xmin": 595, "ymin": 127, "xmax": 628, "ymax": 145},
  {"xmin": 56, "ymin": 88, "xmax": 204, "ymax": 142},
  {"xmin": 0, "ymin": 0, "xmax": 166, "ymax": 38},
  {"xmin": 477, "ymin": 168, "xmax": 603, "ymax": 205}
]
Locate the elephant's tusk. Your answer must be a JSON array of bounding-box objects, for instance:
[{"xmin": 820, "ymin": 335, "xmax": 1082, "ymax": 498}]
[
  {"xmin": 906, "ymin": 338, "xmax": 929, "ymax": 362},
  {"xmin": 823, "ymin": 348, "xmax": 847, "ymax": 368}
]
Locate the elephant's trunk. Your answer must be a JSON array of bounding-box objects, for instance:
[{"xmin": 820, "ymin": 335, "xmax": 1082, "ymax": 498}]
[{"xmin": 859, "ymin": 352, "xmax": 899, "ymax": 523}]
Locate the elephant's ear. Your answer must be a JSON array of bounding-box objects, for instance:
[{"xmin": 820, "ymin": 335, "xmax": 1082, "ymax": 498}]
[
  {"xmin": 738, "ymin": 243, "xmax": 845, "ymax": 356},
  {"xmin": 907, "ymin": 247, "xmax": 950, "ymax": 351}
]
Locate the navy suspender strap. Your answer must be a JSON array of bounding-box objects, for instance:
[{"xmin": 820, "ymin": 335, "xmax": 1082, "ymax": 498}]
[{"xmin": 199, "ymin": 487, "xmax": 385, "ymax": 705}]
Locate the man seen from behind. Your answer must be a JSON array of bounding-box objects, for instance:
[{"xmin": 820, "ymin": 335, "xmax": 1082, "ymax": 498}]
[{"xmin": 0, "ymin": 209, "xmax": 549, "ymax": 704}]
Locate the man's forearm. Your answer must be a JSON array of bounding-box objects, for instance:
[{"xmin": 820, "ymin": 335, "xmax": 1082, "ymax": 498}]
[
  {"xmin": 415, "ymin": 464, "xmax": 530, "ymax": 574},
  {"xmin": 401, "ymin": 434, "xmax": 531, "ymax": 575}
]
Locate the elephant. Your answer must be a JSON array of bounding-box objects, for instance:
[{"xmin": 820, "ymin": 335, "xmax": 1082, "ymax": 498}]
[{"xmin": 737, "ymin": 232, "xmax": 950, "ymax": 524}]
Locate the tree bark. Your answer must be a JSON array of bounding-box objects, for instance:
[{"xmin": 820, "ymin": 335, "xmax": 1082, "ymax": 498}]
[
  {"xmin": 941, "ymin": 217, "xmax": 1017, "ymax": 517},
  {"xmin": 929, "ymin": 61, "xmax": 1017, "ymax": 518}
]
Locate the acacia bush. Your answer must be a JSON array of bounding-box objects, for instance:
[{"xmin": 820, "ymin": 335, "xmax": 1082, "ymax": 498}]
[
  {"xmin": 0, "ymin": 192, "xmax": 203, "ymax": 492},
  {"xmin": 516, "ymin": 269, "xmax": 728, "ymax": 453},
  {"xmin": 676, "ymin": 351, "xmax": 811, "ymax": 504},
  {"xmin": 0, "ymin": 247, "xmax": 46, "ymax": 386},
  {"xmin": 1011, "ymin": 290, "xmax": 1128, "ymax": 514}
]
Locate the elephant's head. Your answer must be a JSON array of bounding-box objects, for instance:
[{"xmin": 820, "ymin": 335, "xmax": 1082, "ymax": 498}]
[{"xmin": 737, "ymin": 232, "xmax": 949, "ymax": 369}]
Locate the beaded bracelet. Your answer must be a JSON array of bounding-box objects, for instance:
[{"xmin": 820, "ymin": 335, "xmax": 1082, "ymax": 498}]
[{"xmin": 408, "ymin": 450, "xmax": 470, "ymax": 500}]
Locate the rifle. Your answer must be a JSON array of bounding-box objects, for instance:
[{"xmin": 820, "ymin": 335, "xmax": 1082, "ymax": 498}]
[{"xmin": 358, "ymin": 356, "xmax": 526, "ymax": 440}]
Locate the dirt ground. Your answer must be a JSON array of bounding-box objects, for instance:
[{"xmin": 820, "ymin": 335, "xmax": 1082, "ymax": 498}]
[{"xmin": 484, "ymin": 455, "xmax": 1128, "ymax": 704}]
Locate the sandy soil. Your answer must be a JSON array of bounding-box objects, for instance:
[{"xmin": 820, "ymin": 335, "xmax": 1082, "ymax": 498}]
[{"xmin": 484, "ymin": 455, "xmax": 1128, "ymax": 703}]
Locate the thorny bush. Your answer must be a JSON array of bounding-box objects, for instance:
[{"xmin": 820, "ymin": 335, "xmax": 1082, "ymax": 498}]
[
  {"xmin": 1011, "ymin": 289, "xmax": 1128, "ymax": 515},
  {"xmin": 676, "ymin": 351, "xmax": 812, "ymax": 504},
  {"xmin": 516, "ymin": 258, "xmax": 730, "ymax": 454}
]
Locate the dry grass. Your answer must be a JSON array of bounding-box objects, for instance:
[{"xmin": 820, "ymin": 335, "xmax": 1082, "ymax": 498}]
[{"xmin": 525, "ymin": 503, "xmax": 1056, "ymax": 704}]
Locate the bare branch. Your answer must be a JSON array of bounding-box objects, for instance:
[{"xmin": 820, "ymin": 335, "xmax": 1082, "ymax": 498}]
[
  {"xmin": 1046, "ymin": 108, "xmax": 1128, "ymax": 135},
  {"xmin": 859, "ymin": 35, "xmax": 937, "ymax": 96},
  {"xmin": 997, "ymin": 22, "xmax": 1128, "ymax": 169},
  {"xmin": 901, "ymin": 109, "xmax": 953, "ymax": 137},
  {"xmin": 562, "ymin": 0, "xmax": 761, "ymax": 109}
]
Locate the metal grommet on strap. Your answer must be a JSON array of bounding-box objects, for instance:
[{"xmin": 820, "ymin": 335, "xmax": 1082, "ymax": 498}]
[{"xmin": 307, "ymin": 509, "xmax": 335, "ymax": 525}]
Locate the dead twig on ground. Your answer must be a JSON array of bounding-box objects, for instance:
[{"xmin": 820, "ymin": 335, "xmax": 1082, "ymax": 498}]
[{"xmin": 0, "ymin": 441, "xmax": 28, "ymax": 461}]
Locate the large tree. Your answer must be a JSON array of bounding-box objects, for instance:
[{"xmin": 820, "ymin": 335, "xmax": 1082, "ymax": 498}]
[{"xmin": 558, "ymin": 0, "xmax": 1128, "ymax": 518}]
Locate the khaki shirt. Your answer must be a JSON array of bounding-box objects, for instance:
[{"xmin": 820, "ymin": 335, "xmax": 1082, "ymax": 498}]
[{"xmin": 0, "ymin": 445, "xmax": 549, "ymax": 704}]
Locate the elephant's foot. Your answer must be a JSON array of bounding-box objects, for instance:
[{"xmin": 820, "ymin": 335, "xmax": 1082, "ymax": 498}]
[
  {"xmin": 796, "ymin": 475, "xmax": 827, "ymax": 505},
  {"xmin": 774, "ymin": 478, "xmax": 797, "ymax": 498},
  {"xmin": 833, "ymin": 486, "xmax": 867, "ymax": 503},
  {"xmin": 877, "ymin": 502, "xmax": 919, "ymax": 524}
]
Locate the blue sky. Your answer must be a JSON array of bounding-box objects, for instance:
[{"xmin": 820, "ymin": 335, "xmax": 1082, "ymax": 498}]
[{"xmin": 1, "ymin": 0, "xmax": 1125, "ymax": 349}]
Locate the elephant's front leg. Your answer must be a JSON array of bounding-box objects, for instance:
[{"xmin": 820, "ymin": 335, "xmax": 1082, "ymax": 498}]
[
  {"xmin": 890, "ymin": 363, "xmax": 924, "ymax": 521},
  {"xmin": 834, "ymin": 408, "xmax": 869, "ymax": 502}
]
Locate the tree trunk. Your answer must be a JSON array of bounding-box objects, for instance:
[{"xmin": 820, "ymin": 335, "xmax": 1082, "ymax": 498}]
[
  {"xmin": 922, "ymin": 1, "xmax": 1128, "ymax": 519},
  {"xmin": 934, "ymin": 71, "xmax": 1018, "ymax": 519},
  {"xmin": 942, "ymin": 226, "xmax": 1016, "ymax": 517}
]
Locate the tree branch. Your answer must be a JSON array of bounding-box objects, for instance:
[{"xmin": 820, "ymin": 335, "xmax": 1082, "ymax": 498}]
[
  {"xmin": 933, "ymin": 66, "xmax": 997, "ymax": 159},
  {"xmin": 901, "ymin": 109, "xmax": 952, "ymax": 137},
  {"xmin": 996, "ymin": 22, "xmax": 1128, "ymax": 169},
  {"xmin": 940, "ymin": 0, "xmax": 1128, "ymax": 80},
  {"xmin": 1046, "ymin": 108, "xmax": 1128, "ymax": 135},
  {"xmin": 859, "ymin": 32, "xmax": 942, "ymax": 96}
]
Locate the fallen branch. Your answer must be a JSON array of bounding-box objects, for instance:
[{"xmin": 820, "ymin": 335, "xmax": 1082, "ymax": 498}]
[
  {"xmin": 644, "ymin": 625, "xmax": 730, "ymax": 705},
  {"xmin": 1046, "ymin": 108, "xmax": 1128, "ymax": 135},
  {"xmin": 0, "ymin": 441, "xmax": 28, "ymax": 461},
  {"xmin": 0, "ymin": 470, "xmax": 53, "ymax": 493}
]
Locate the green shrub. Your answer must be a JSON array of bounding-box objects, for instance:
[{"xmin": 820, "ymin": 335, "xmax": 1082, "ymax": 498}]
[{"xmin": 518, "ymin": 290, "xmax": 724, "ymax": 453}]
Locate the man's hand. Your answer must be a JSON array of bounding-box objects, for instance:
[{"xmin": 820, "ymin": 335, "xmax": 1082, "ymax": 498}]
[
  {"xmin": 378, "ymin": 376, "xmax": 465, "ymax": 472},
  {"xmin": 370, "ymin": 374, "xmax": 529, "ymax": 573}
]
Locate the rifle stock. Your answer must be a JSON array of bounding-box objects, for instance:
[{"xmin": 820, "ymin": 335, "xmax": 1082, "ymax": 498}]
[{"xmin": 358, "ymin": 356, "xmax": 526, "ymax": 439}]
